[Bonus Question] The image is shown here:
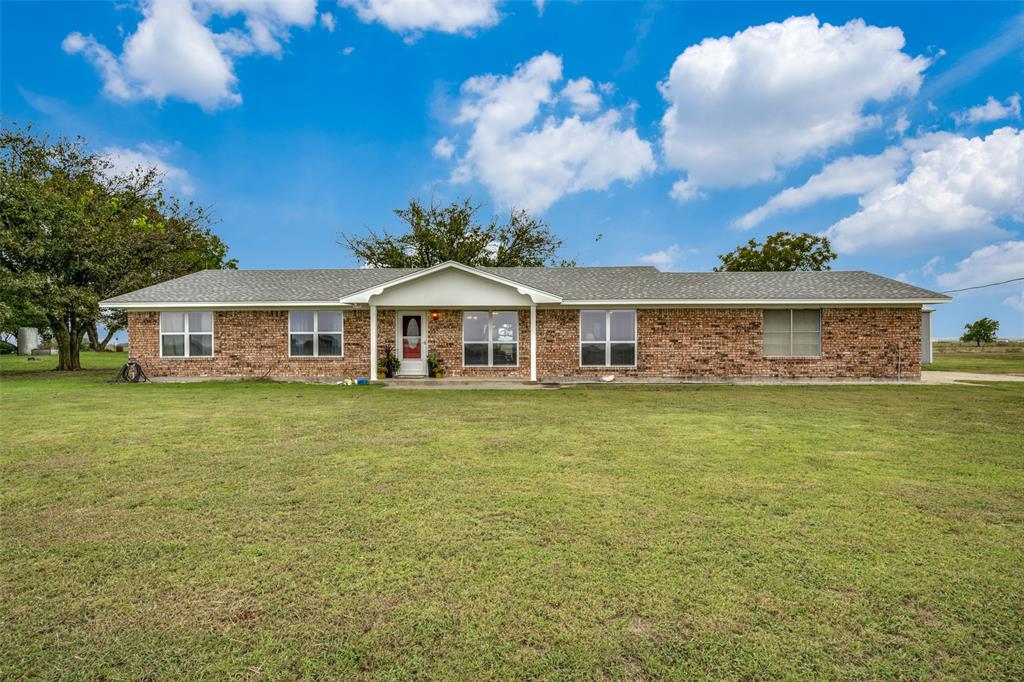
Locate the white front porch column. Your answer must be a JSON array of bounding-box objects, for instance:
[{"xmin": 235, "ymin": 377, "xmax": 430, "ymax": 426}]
[
  {"xmin": 530, "ymin": 303, "xmax": 537, "ymax": 382},
  {"xmin": 369, "ymin": 304, "xmax": 378, "ymax": 381}
]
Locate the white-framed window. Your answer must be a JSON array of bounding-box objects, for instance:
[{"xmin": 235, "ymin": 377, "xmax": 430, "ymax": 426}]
[
  {"xmin": 463, "ymin": 311, "xmax": 518, "ymax": 367},
  {"xmin": 580, "ymin": 310, "xmax": 636, "ymax": 367},
  {"xmin": 763, "ymin": 309, "xmax": 821, "ymax": 357},
  {"xmin": 289, "ymin": 310, "xmax": 344, "ymax": 357},
  {"xmin": 160, "ymin": 311, "xmax": 213, "ymax": 358}
]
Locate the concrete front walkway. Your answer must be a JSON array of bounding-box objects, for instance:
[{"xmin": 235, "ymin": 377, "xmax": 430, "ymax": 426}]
[
  {"xmin": 920, "ymin": 371, "xmax": 1024, "ymax": 385},
  {"xmin": 380, "ymin": 378, "xmax": 554, "ymax": 390}
]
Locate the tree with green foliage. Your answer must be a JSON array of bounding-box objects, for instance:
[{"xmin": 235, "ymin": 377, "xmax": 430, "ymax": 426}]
[
  {"xmin": 0, "ymin": 125, "xmax": 236, "ymax": 370},
  {"xmin": 340, "ymin": 198, "xmax": 572, "ymax": 267},
  {"xmin": 961, "ymin": 317, "xmax": 999, "ymax": 347},
  {"xmin": 715, "ymin": 231, "xmax": 837, "ymax": 272}
]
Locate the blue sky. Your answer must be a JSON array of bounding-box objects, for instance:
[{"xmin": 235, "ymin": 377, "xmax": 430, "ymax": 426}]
[{"xmin": 2, "ymin": 1, "xmax": 1022, "ymax": 337}]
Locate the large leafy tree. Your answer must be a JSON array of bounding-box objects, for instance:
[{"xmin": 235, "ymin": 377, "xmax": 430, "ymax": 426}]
[
  {"xmin": 340, "ymin": 198, "xmax": 572, "ymax": 267},
  {"xmin": 715, "ymin": 231, "xmax": 837, "ymax": 272},
  {"xmin": 0, "ymin": 125, "xmax": 235, "ymax": 370},
  {"xmin": 961, "ymin": 317, "xmax": 999, "ymax": 347}
]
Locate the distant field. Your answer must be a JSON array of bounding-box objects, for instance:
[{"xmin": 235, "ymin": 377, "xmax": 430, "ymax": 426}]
[{"xmin": 926, "ymin": 342, "xmax": 1024, "ymax": 375}]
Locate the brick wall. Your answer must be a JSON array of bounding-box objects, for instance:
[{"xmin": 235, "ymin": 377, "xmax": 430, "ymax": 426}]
[
  {"xmin": 536, "ymin": 307, "xmax": 920, "ymax": 379},
  {"xmin": 129, "ymin": 310, "xmax": 372, "ymax": 379},
  {"xmin": 129, "ymin": 306, "xmax": 920, "ymax": 380}
]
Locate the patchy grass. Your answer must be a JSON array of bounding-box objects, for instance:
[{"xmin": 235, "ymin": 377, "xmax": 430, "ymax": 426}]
[
  {"xmin": 2, "ymin": 368, "xmax": 1022, "ymax": 679},
  {"xmin": 926, "ymin": 343, "xmax": 1024, "ymax": 375}
]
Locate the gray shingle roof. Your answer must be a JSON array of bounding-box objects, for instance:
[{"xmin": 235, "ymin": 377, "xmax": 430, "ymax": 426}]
[
  {"xmin": 101, "ymin": 268, "xmax": 420, "ymax": 305},
  {"xmin": 100, "ymin": 265, "xmax": 950, "ymax": 306}
]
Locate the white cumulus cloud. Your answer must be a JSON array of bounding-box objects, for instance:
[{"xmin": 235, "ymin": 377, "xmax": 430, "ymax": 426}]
[
  {"xmin": 638, "ymin": 244, "xmax": 682, "ymax": 270},
  {"xmin": 101, "ymin": 144, "xmax": 194, "ymax": 195},
  {"xmin": 432, "ymin": 137, "xmax": 455, "ymax": 159},
  {"xmin": 953, "ymin": 94, "xmax": 1021, "ymax": 126},
  {"xmin": 446, "ymin": 52, "xmax": 655, "ymax": 213},
  {"xmin": 342, "ymin": 0, "xmax": 499, "ymax": 39},
  {"xmin": 825, "ymin": 127, "xmax": 1024, "ymax": 253},
  {"xmin": 659, "ymin": 15, "xmax": 930, "ymax": 199},
  {"xmin": 561, "ymin": 77, "xmax": 601, "ymax": 113},
  {"xmin": 936, "ymin": 241, "xmax": 1024, "ymax": 290},
  {"xmin": 62, "ymin": 0, "xmax": 316, "ymax": 111},
  {"xmin": 1004, "ymin": 290, "xmax": 1024, "ymax": 312},
  {"xmin": 736, "ymin": 147, "xmax": 908, "ymax": 229},
  {"xmin": 320, "ymin": 11, "xmax": 336, "ymax": 32}
]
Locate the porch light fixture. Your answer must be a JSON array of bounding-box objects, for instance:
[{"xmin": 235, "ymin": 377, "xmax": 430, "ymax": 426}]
[{"xmin": 431, "ymin": 311, "xmax": 443, "ymax": 321}]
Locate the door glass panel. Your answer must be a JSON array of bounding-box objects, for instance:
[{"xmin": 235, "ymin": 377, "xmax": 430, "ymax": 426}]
[
  {"xmin": 402, "ymin": 315, "xmax": 422, "ymax": 359},
  {"xmin": 403, "ymin": 316, "xmax": 420, "ymax": 338},
  {"xmin": 402, "ymin": 338, "xmax": 421, "ymax": 359}
]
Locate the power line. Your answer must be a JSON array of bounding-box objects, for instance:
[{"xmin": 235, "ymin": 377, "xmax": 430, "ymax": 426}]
[{"xmin": 941, "ymin": 276, "xmax": 1024, "ymax": 294}]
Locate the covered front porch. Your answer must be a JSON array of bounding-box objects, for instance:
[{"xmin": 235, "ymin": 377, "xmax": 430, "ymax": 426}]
[{"xmin": 339, "ymin": 262, "xmax": 561, "ymax": 382}]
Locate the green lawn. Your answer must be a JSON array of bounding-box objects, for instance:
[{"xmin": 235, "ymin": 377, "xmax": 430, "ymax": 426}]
[
  {"xmin": 2, "ymin": 366, "xmax": 1022, "ymax": 678},
  {"xmin": 0, "ymin": 350, "xmax": 128, "ymax": 373}
]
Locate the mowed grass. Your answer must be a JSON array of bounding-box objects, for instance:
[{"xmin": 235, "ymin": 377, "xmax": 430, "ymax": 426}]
[
  {"xmin": 925, "ymin": 343, "xmax": 1024, "ymax": 375},
  {"xmin": 2, "ymin": 367, "xmax": 1022, "ymax": 679},
  {"xmin": 0, "ymin": 350, "xmax": 128, "ymax": 373}
]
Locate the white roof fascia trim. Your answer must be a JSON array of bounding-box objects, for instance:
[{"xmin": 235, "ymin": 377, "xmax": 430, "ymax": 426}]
[
  {"xmin": 558, "ymin": 298, "xmax": 951, "ymax": 306},
  {"xmin": 101, "ymin": 301, "xmax": 353, "ymax": 309},
  {"xmin": 339, "ymin": 260, "xmax": 562, "ymax": 304}
]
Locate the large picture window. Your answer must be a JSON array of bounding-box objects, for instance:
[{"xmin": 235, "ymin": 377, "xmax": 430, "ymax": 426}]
[
  {"xmin": 289, "ymin": 311, "xmax": 343, "ymax": 357},
  {"xmin": 580, "ymin": 310, "xmax": 636, "ymax": 367},
  {"xmin": 463, "ymin": 311, "xmax": 518, "ymax": 367},
  {"xmin": 160, "ymin": 311, "xmax": 213, "ymax": 357},
  {"xmin": 763, "ymin": 309, "xmax": 821, "ymax": 357}
]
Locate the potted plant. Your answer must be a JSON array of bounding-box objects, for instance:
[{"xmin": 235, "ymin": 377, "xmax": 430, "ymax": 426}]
[
  {"xmin": 427, "ymin": 353, "xmax": 446, "ymax": 378},
  {"xmin": 378, "ymin": 345, "xmax": 401, "ymax": 378}
]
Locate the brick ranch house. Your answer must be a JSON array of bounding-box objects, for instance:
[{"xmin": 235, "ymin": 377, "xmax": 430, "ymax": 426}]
[{"xmin": 100, "ymin": 261, "xmax": 951, "ymax": 382}]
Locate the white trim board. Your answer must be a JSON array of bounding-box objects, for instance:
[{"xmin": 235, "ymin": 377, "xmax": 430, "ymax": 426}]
[
  {"xmin": 556, "ymin": 299, "xmax": 947, "ymax": 306},
  {"xmin": 101, "ymin": 301, "xmax": 352, "ymax": 310}
]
